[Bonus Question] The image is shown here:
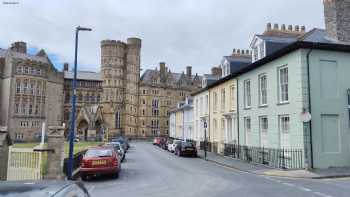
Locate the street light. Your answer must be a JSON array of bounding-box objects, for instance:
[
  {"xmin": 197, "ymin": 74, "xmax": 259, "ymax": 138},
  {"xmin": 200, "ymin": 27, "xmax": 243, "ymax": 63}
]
[{"xmin": 67, "ymin": 26, "xmax": 92, "ymax": 180}]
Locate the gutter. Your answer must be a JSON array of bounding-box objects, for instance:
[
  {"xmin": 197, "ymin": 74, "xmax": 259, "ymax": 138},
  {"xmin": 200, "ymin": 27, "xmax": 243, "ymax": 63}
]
[{"xmin": 306, "ymin": 48, "xmax": 314, "ymax": 169}]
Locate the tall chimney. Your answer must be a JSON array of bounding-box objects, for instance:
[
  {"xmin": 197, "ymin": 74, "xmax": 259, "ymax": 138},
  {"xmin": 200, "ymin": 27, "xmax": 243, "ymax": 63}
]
[
  {"xmin": 10, "ymin": 41, "xmax": 27, "ymax": 53},
  {"xmin": 186, "ymin": 66, "xmax": 192, "ymax": 77},
  {"xmin": 324, "ymin": 0, "xmax": 350, "ymax": 42},
  {"xmin": 63, "ymin": 63, "xmax": 69, "ymax": 71},
  {"xmin": 211, "ymin": 66, "xmax": 222, "ymax": 77},
  {"xmin": 159, "ymin": 62, "xmax": 166, "ymax": 74}
]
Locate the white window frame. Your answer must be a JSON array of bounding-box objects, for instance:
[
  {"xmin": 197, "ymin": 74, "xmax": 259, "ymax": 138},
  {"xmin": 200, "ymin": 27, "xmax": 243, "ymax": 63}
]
[
  {"xmin": 213, "ymin": 92, "xmax": 218, "ymax": 112},
  {"xmin": 259, "ymin": 116, "xmax": 268, "ymax": 133},
  {"xmin": 278, "ymin": 66, "xmax": 289, "ymax": 103},
  {"xmin": 221, "ymin": 89, "xmax": 225, "ymax": 111},
  {"xmin": 258, "ymin": 74, "xmax": 267, "ymax": 106},
  {"xmin": 279, "ymin": 115, "xmax": 290, "ymax": 133},
  {"xmin": 16, "ymin": 66, "xmax": 23, "ymax": 73},
  {"xmin": 244, "ymin": 117, "xmax": 251, "ymax": 133},
  {"xmin": 244, "ymin": 79, "xmax": 251, "ymax": 108}
]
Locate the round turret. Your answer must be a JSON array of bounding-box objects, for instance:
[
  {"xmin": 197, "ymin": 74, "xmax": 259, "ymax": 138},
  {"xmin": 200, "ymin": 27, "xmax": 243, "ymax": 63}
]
[{"xmin": 127, "ymin": 37, "xmax": 142, "ymax": 47}]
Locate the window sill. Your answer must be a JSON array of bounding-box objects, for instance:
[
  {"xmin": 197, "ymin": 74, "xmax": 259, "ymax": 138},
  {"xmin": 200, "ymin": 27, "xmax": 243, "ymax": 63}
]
[
  {"xmin": 258, "ymin": 105, "xmax": 268, "ymax": 108},
  {"xmin": 243, "ymin": 107, "xmax": 251, "ymax": 110},
  {"xmin": 277, "ymin": 101, "xmax": 290, "ymax": 106}
]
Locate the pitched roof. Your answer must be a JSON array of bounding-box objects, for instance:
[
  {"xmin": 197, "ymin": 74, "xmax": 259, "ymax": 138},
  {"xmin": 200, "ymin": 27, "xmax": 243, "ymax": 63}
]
[
  {"xmin": 140, "ymin": 69, "xmax": 201, "ymax": 83},
  {"xmin": 64, "ymin": 71, "xmax": 102, "ymax": 81},
  {"xmin": 192, "ymin": 34, "xmax": 350, "ymax": 96}
]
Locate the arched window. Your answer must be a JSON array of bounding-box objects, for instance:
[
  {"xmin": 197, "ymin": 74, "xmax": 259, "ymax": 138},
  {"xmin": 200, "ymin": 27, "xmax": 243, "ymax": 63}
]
[{"xmin": 115, "ymin": 111, "xmax": 121, "ymax": 129}]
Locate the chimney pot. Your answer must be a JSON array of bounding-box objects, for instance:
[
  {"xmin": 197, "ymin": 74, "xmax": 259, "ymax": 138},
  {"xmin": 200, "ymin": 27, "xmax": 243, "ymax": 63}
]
[
  {"xmin": 10, "ymin": 41, "xmax": 27, "ymax": 53},
  {"xmin": 266, "ymin": 22, "xmax": 272, "ymax": 30},
  {"xmin": 281, "ymin": 24, "xmax": 286, "ymax": 31},
  {"xmin": 63, "ymin": 63, "xmax": 69, "ymax": 71},
  {"xmin": 288, "ymin": 25, "xmax": 293, "ymax": 31},
  {"xmin": 295, "ymin": 25, "xmax": 300, "ymax": 32},
  {"xmin": 274, "ymin": 23, "xmax": 279, "ymax": 29},
  {"xmin": 186, "ymin": 66, "xmax": 192, "ymax": 77},
  {"xmin": 301, "ymin": 26, "xmax": 306, "ymax": 32}
]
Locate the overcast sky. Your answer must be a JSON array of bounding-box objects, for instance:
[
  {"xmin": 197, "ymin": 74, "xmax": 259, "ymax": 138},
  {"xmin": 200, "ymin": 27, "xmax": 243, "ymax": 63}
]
[{"xmin": 0, "ymin": 0, "xmax": 324, "ymax": 75}]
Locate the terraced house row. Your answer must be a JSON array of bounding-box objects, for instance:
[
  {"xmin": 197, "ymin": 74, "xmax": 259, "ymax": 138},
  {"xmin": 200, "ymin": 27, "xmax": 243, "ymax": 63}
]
[{"xmin": 170, "ymin": 0, "xmax": 350, "ymax": 169}]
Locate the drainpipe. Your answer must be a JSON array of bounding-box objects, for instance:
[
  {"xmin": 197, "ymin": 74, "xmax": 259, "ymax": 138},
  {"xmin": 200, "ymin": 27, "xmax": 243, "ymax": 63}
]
[
  {"xmin": 306, "ymin": 48, "xmax": 314, "ymax": 169},
  {"xmin": 347, "ymin": 89, "xmax": 350, "ymax": 128},
  {"xmin": 236, "ymin": 79, "xmax": 240, "ymax": 145}
]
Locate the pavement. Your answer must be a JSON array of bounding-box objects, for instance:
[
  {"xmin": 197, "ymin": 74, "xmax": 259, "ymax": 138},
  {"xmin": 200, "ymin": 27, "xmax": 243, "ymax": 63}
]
[
  {"xmin": 197, "ymin": 149, "xmax": 350, "ymax": 179},
  {"xmin": 83, "ymin": 142, "xmax": 350, "ymax": 197}
]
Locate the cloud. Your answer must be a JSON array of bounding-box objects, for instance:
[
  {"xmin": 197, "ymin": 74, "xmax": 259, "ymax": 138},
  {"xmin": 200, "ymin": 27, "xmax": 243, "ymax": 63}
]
[{"xmin": 0, "ymin": 0, "xmax": 324, "ymax": 74}]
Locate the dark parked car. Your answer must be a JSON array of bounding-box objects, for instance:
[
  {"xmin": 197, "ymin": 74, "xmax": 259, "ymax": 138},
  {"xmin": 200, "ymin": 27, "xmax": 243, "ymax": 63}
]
[
  {"xmin": 111, "ymin": 137, "xmax": 129, "ymax": 152},
  {"xmin": 106, "ymin": 142, "xmax": 125, "ymax": 161},
  {"xmin": 174, "ymin": 141, "xmax": 197, "ymax": 157},
  {"xmin": 80, "ymin": 147, "xmax": 121, "ymax": 180},
  {"xmin": 0, "ymin": 181, "xmax": 90, "ymax": 197}
]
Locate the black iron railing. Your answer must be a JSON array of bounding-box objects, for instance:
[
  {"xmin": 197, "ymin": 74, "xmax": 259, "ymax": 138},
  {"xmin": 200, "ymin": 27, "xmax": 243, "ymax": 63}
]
[
  {"xmin": 222, "ymin": 143, "xmax": 304, "ymax": 169},
  {"xmin": 63, "ymin": 150, "xmax": 87, "ymax": 175},
  {"xmin": 198, "ymin": 142, "xmax": 304, "ymax": 169}
]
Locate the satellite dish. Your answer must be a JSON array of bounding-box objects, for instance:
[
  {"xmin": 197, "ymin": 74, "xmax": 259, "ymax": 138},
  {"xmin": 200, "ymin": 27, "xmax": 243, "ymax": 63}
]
[{"xmin": 300, "ymin": 111, "xmax": 312, "ymax": 122}]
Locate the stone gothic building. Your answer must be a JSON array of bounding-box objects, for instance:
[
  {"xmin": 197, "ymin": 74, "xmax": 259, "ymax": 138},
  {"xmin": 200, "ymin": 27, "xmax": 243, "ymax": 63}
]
[
  {"xmin": 0, "ymin": 42, "xmax": 63, "ymax": 142},
  {"xmin": 0, "ymin": 38, "xmax": 203, "ymax": 141},
  {"xmin": 63, "ymin": 38, "xmax": 203, "ymax": 140}
]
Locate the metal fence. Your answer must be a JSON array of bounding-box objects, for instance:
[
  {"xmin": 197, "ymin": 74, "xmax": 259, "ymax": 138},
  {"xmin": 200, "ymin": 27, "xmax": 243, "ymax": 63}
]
[
  {"xmin": 197, "ymin": 141, "xmax": 304, "ymax": 169},
  {"xmin": 7, "ymin": 147, "xmax": 43, "ymax": 181},
  {"xmin": 222, "ymin": 143, "xmax": 304, "ymax": 169},
  {"xmin": 63, "ymin": 150, "xmax": 87, "ymax": 176}
]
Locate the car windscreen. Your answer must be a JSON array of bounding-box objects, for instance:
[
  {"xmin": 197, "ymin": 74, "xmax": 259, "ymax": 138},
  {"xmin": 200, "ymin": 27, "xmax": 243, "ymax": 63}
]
[
  {"xmin": 85, "ymin": 149, "xmax": 113, "ymax": 157},
  {"xmin": 107, "ymin": 143, "xmax": 121, "ymax": 150},
  {"xmin": 182, "ymin": 142, "xmax": 194, "ymax": 147}
]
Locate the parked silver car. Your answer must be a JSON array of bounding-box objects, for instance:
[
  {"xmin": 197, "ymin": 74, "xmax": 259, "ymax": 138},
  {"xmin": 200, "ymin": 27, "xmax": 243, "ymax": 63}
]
[{"xmin": 106, "ymin": 142, "xmax": 125, "ymax": 161}]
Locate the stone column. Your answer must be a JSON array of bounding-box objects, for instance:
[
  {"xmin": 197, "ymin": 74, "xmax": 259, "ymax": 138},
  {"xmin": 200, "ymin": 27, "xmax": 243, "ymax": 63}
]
[
  {"xmin": 45, "ymin": 125, "xmax": 65, "ymax": 180},
  {"xmin": 0, "ymin": 126, "xmax": 11, "ymax": 181}
]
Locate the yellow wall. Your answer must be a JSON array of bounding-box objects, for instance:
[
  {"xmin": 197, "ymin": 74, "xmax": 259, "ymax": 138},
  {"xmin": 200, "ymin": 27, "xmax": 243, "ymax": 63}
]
[
  {"xmin": 175, "ymin": 110, "xmax": 184, "ymax": 139},
  {"xmin": 209, "ymin": 78, "xmax": 237, "ymax": 153}
]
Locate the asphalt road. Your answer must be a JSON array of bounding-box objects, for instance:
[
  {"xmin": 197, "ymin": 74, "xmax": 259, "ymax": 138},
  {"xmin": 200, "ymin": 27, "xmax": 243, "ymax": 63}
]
[{"xmin": 85, "ymin": 142, "xmax": 350, "ymax": 197}]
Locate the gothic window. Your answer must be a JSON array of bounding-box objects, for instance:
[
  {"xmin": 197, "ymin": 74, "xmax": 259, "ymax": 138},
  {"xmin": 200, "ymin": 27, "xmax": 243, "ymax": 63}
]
[
  {"xmin": 16, "ymin": 80, "xmax": 21, "ymax": 94},
  {"xmin": 97, "ymin": 94, "xmax": 100, "ymax": 103},
  {"xmin": 35, "ymin": 104, "xmax": 39, "ymax": 115},
  {"xmin": 15, "ymin": 103, "xmax": 19, "ymax": 114},
  {"xmin": 36, "ymin": 82, "xmax": 41, "ymax": 96},
  {"xmin": 24, "ymin": 67, "xmax": 29, "ymax": 74},
  {"xmin": 28, "ymin": 104, "xmax": 33, "ymax": 115},
  {"xmin": 23, "ymin": 80, "xmax": 28, "ymax": 94},
  {"xmin": 16, "ymin": 66, "xmax": 23, "ymax": 73},
  {"xmin": 115, "ymin": 111, "xmax": 121, "ymax": 129}
]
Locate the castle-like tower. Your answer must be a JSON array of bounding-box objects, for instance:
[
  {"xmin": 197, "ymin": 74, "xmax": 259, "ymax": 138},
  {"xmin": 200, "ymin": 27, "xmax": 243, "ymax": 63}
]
[{"xmin": 100, "ymin": 38, "xmax": 141, "ymax": 137}]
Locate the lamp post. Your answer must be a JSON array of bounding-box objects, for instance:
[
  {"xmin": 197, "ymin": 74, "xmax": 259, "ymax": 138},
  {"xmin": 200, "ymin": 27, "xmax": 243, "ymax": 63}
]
[
  {"xmin": 347, "ymin": 89, "xmax": 350, "ymax": 127},
  {"xmin": 67, "ymin": 26, "xmax": 92, "ymax": 180}
]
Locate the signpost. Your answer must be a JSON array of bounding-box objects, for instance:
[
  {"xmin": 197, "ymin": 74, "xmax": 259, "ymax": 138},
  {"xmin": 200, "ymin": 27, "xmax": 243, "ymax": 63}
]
[
  {"xmin": 300, "ymin": 109, "xmax": 312, "ymax": 169},
  {"xmin": 203, "ymin": 121, "xmax": 207, "ymax": 160},
  {"xmin": 347, "ymin": 89, "xmax": 350, "ymax": 127}
]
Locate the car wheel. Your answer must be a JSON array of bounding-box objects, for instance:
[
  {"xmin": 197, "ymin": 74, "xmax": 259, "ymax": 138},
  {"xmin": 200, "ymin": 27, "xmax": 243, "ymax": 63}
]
[
  {"xmin": 81, "ymin": 174, "xmax": 88, "ymax": 181},
  {"xmin": 114, "ymin": 171, "xmax": 119, "ymax": 179}
]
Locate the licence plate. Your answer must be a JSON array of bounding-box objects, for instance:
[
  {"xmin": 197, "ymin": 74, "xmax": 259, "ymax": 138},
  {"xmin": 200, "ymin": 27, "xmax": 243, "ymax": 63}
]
[
  {"xmin": 92, "ymin": 160, "xmax": 106, "ymax": 166},
  {"xmin": 186, "ymin": 148, "xmax": 193, "ymax": 150}
]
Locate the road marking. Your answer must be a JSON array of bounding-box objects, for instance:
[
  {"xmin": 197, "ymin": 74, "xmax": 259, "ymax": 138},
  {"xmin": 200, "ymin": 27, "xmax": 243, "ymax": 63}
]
[
  {"xmin": 282, "ymin": 182, "xmax": 295, "ymax": 187},
  {"xmin": 88, "ymin": 185, "xmax": 95, "ymax": 193},
  {"xmin": 313, "ymin": 191, "xmax": 332, "ymax": 197},
  {"xmin": 298, "ymin": 186, "xmax": 312, "ymax": 192}
]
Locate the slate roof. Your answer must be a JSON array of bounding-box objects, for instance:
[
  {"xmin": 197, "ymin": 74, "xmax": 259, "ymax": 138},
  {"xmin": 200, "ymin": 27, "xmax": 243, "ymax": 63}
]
[
  {"xmin": 256, "ymin": 35, "xmax": 298, "ymax": 43},
  {"xmin": 0, "ymin": 48, "xmax": 50, "ymax": 64},
  {"xmin": 192, "ymin": 28, "xmax": 350, "ymax": 96},
  {"xmin": 140, "ymin": 69, "xmax": 201, "ymax": 82},
  {"xmin": 64, "ymin": 71, "xmax": 102, "ymax": 81}
]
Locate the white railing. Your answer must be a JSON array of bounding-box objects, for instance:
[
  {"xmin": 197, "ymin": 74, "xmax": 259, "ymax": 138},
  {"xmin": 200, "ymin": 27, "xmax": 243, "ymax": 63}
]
[{"xmin": 7, "ymin": 147, "xmax": 42, "ymax": 181}]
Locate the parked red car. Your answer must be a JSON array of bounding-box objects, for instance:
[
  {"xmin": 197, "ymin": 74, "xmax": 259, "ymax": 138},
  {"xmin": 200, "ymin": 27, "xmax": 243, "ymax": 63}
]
[
  {"xmin": 80, "ymin": 147, "xmax": 121, "ymax": 180},
  {"xmin": 153, "ymin": 137, "xmax": 162, "ymax": 146}
]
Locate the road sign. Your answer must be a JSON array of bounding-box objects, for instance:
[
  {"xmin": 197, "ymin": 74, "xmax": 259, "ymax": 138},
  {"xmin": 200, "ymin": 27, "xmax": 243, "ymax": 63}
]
[{"xmin": 300, "ymin": 111, "xmax": 312, "ymax": 123}]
